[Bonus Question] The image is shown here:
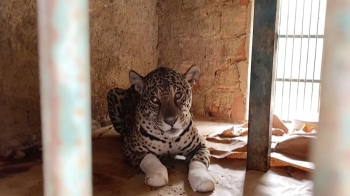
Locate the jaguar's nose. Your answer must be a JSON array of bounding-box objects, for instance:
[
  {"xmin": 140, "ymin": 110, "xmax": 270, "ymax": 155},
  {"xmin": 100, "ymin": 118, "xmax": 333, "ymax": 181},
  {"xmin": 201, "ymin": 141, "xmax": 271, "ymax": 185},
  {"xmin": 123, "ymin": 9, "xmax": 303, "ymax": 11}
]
[{"xmin": 164, "ymin": 116, "xmax": 178, "ymax": 126}]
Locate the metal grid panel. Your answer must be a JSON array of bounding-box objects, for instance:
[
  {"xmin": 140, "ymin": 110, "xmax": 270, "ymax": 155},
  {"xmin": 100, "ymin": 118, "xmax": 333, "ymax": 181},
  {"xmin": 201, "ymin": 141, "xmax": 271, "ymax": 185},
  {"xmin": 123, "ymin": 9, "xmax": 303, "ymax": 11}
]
[{"xmin": 274, "ymin": 0, "xmax": 327, "ymax": 122}]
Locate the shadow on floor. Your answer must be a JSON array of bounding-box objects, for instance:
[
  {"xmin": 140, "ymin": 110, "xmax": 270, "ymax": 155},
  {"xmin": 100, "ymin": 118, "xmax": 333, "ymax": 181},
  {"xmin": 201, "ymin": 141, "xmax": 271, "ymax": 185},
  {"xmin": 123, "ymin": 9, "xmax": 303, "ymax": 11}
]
[{"xmin": 0, "ymin": 135, "xmax": 312, "ymax": 196}]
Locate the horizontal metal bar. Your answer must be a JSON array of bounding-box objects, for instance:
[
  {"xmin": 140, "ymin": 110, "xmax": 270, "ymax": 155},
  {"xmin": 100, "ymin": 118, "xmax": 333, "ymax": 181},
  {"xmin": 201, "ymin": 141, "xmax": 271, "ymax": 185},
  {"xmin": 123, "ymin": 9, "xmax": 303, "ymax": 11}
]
[
  {"xmin": 278, "ymin": 34, "xmax": 324, "ymax": 38},
  {"xmin": 37, "ymin": 0, "xmax": 92, "ymax": 195},
  {"xmin": 275, "ymin": 78, "xmax": 321, "ymax": 83},
  {"xmin": 280, "ymin": 120, "xmax": 292, "ymax": 123}
]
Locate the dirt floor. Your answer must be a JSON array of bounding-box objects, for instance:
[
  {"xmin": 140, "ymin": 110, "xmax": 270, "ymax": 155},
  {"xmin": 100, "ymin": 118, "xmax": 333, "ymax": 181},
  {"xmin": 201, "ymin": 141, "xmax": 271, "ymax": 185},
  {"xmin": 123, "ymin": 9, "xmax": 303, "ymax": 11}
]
[{"xmin": 0, "ymin": 119, "xmax": 313, "ymax": 196}]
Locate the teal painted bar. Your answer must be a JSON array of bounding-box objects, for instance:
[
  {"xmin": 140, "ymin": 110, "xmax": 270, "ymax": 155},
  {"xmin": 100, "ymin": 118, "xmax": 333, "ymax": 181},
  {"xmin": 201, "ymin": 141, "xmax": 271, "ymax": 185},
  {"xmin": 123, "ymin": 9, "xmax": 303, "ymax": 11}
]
[
  {"xmin": 312, "ymin": 0, "xmax": 350, "ymax": 195},
  {"xmin": 37, "ymin": 0, "xmax": 92, "ymax": 195}
]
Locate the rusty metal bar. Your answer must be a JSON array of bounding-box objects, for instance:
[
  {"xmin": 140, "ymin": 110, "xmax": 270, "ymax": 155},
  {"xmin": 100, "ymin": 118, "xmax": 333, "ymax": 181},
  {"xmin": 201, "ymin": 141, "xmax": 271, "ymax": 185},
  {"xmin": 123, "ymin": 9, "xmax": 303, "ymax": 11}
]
[
  {"xmin": 312, "ymin": 0, "xmax": 350, "ymax": 195},
  {"xmin": 37, "ymin": 0, "xmax": 92, "ymax": 195},
  {"xmin": 247, "ymin": 0, "xmax": 278, "ymax": 172}
]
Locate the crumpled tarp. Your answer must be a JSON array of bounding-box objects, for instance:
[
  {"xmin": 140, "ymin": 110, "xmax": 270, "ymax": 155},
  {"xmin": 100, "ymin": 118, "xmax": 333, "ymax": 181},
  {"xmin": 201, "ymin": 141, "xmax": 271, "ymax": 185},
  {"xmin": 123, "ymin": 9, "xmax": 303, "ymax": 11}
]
[{"xmin": 204, "ymin": 114, "xmax": 316, "ymax": 172}]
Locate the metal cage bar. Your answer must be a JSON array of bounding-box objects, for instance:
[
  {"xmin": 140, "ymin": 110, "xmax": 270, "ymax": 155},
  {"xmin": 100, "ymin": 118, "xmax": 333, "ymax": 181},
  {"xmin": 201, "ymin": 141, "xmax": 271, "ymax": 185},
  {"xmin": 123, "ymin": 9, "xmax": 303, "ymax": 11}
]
[
  {"xmin": 274, "ymin": 0, "xmax": 327, "ymax": 122},
  {"xmin": 279, "ymin": 0, "xmax": 291, "ymax": 120},
  {"xmin": 302, "ymin": 0, "xmax": 315, "ymax": 111},
  {"xmin": 309, "ymin": 0, "xmax": 322, "ymax": 111},
  {"xmin": 295, "ymin": 0, "xmax": 307, "ymax": 114},
  {"xmin": 312, "ymin": 0, "xmax": 350, "ymax": 195},
  {"xmin": 37, "ymin": 0, "xmax": 92, "ymax": 195},
  {"xmin": 247, "ymin": 0, "xmax": 278, "ymax": 172},
  {"xmin": 286, "ymin": 0, "xmax": 299, "ymax": 121}
]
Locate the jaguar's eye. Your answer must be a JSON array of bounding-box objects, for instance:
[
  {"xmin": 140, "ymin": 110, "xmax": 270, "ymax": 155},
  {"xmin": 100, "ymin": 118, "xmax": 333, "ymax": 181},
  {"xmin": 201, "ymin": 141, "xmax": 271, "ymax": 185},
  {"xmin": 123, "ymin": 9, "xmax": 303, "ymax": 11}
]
[
  {"xmin": 150, "ymin": 96, "xmax": 159, "ymax": 104},
  {"xmin": 175, "ymin": 92, "xmax": 183, "ymax": 100}
]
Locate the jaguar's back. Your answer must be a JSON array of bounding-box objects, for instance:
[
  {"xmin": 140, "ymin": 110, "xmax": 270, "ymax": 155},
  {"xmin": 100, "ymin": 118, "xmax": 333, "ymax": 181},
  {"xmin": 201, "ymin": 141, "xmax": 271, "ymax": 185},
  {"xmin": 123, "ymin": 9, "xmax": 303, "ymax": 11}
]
[{"xmin": 107, "ymin": 86, "xmax": 139, "ymax": 136}]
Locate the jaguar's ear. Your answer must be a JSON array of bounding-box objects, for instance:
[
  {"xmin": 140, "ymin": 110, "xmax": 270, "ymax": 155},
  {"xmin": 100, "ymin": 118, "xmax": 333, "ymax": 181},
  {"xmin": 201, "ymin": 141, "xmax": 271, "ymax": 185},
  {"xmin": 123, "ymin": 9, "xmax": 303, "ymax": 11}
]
[
  {"xmin": 129, "ymin": 70, "xmax": 144, "ymax": 93},
  {"xmin": 184, "ymin": 65, "xmax": 200, "ymax": 87}
]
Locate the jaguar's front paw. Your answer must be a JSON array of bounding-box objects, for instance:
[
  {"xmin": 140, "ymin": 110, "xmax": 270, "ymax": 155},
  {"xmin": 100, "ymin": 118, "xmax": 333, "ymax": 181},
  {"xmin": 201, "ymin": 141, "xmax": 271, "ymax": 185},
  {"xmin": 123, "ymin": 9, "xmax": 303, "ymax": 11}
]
[
  {"xmin": 140, "ymin": 154, "xmax": 169, "ymax": 187},
  {"xmin": 188, "ymin": 161, "xmax": 215, "ymax": 192},
  {"xmin": 144, "ymin": 165, "xmax": 168, "ymax": 187}
]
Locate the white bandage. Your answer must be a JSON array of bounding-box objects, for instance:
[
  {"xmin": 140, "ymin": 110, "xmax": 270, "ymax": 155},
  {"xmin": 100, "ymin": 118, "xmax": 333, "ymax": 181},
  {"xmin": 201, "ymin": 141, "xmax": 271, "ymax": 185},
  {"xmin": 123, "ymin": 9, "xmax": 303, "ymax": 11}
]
[
  {"xmin": 140, "ymin": 154, "xmax": 168, "ymax": 187},
  {"xmin": 188, "ymin": 161, "xmax": 215, "ymax": 192}
]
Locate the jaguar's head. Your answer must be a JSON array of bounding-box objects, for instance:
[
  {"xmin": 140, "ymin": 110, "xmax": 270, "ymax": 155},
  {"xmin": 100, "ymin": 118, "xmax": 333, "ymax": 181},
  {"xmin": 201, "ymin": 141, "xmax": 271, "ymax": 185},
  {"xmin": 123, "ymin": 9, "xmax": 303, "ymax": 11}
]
[{"xmin": 129, "ymin": 65, "xmax": 200, "ymax": 137}]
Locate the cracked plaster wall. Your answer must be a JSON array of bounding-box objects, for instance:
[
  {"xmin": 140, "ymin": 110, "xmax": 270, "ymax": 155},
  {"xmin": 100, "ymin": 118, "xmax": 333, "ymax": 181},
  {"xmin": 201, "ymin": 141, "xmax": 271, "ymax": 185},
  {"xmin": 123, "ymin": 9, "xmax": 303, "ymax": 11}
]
[{"xmin": 157, "ymin": 0, "xmax": 252, "ymax": 122}]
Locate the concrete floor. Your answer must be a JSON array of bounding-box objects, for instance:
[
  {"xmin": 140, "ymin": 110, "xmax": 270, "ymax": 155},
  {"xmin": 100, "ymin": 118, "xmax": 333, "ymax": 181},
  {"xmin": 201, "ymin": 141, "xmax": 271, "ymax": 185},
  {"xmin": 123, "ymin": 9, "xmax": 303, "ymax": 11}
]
[{"xmin": 0, "ymin": 118, "xmax": 313, "ymax": 196}]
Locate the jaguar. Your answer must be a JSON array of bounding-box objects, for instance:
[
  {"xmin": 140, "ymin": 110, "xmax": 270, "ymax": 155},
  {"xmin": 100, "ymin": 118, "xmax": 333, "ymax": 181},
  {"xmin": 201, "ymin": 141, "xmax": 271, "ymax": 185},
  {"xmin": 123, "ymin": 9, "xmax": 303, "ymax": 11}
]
[{"xmin": 107, "ymin": 65, "xmax": 215, "ymax": 192}]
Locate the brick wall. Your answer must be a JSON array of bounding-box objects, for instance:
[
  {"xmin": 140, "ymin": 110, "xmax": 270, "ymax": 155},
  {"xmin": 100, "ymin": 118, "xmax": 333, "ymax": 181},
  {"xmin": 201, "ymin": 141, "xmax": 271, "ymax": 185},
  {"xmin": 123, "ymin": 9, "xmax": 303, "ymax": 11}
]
[
  {"xmin": 90, "ymin": 0, "xmax": 158, "ymax": 124},
  {"xmin": 157, "ymin": 0, "xmax": 252, "ymax": 123}
]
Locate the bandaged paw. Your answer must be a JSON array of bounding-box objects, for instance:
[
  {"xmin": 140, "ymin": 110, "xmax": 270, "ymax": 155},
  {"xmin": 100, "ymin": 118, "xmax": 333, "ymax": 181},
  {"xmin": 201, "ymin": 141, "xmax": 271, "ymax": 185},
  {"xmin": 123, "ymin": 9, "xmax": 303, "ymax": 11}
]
[
  {"xmin": 140, "ymin": 154, "xmax": 168, "ymax": 187},
  {"xmin": 188, "ymin": 161, "xmax": 215, "ymax": 192}
]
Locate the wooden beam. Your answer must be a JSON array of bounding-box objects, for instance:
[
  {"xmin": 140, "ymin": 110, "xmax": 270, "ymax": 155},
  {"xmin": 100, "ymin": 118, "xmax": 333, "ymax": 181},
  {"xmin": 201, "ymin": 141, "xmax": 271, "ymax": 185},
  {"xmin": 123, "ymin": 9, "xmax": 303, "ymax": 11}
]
[{"xmin": 246, "ymin": 0, "xmax": 278, "ymax": 172}]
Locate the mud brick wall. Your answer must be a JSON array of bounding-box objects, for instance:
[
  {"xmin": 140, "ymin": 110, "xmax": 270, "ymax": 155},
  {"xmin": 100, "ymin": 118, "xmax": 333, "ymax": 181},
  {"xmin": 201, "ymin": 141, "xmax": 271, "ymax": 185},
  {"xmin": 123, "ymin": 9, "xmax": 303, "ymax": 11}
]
[
  {"xmin": 0, "ymin": 0, "xmax": 41, "ymax": 156},
  {"xmin": 0, "ymin": 0, "xmax": 251, "ymax": 156},
  {"xmin": 89, "ymin": 0, "xmax": 158, "ymax": 124},
  {"xmin": 0, "ymin": 0, "xmax": 159, "ymax": 156},
  {"xmin": 157, "ymin": 0, "xmax": 252, "ymax": 123}
]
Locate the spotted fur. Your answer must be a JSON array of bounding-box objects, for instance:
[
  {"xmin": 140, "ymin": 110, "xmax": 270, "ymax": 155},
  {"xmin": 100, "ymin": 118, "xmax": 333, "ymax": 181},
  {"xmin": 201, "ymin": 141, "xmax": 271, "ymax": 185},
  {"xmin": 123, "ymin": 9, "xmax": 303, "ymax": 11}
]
[{"xmin": 107, "ymin": 66, "xmax": 210, "ymax": 171}]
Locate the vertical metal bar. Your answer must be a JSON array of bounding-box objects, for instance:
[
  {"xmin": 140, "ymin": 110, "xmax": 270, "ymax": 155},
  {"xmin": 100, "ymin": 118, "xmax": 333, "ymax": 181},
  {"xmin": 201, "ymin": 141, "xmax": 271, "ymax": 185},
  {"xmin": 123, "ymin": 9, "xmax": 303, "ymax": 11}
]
[
  {"xmin": 312, "ymin": 0, "xmax": 350, "ymax": 195},
  {"xmin": 317, "ymin": 0, "xmax": 326, "ymax": 114},
  {"xmin": 295, "ymin": 0, "xmax": 307, "ymax": 113},
  {"xmin": 273, "ymin": 0, "xmax": 283, "ymax": 118},
  {"xmin": 286, "ymin": 0, "xmax": 299, "ymax": 120},
  {"xmin": 302, "ymin": 0, "xmax": 314, "ymax": 111},
  {"xmin": 310, "ymin": 0, "xmax": 322, "ymax": 111},
  {"xmin": 37, "ymin": 0, "xmax": 92, "ymax": 195},
  {"xmin": 280, "ymin": 0, "xmax": 291, "ymax": 120},
  {"xmin": 247, "ymin": 0, "xmax": 278, "ymax": 172}
]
